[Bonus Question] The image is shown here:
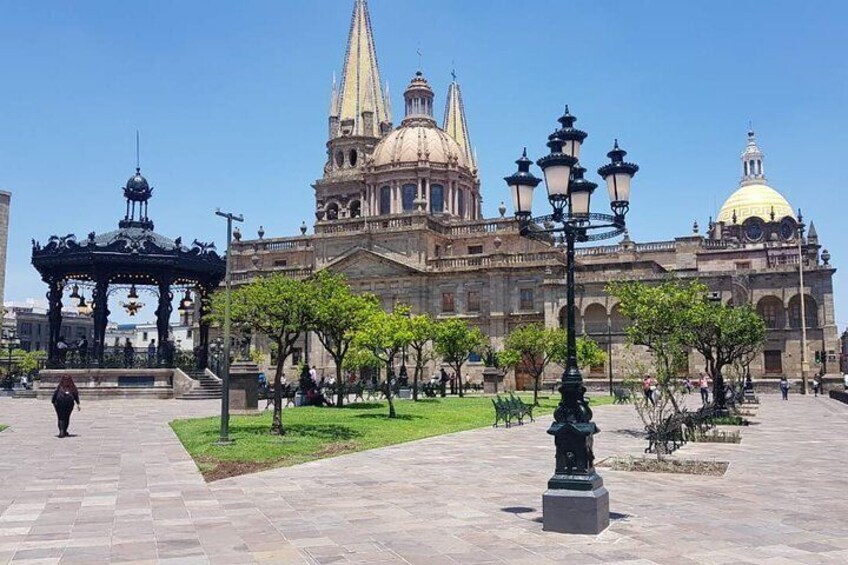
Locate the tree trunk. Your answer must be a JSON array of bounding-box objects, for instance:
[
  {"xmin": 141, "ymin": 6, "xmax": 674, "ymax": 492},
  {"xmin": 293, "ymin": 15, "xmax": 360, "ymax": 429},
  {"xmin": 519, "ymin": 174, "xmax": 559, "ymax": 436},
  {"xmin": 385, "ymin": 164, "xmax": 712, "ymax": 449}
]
[
  {"xmin": 456, "ymin": 363, "xmax": 464, "ymax": 398},
  {"xmin": 270, "ymin": 345, "xmax": 286, "ymax": 435},
  {"xmin": 386, "ymin": 361, "xmax": 396, "ymax": 418},
  {"xmin": 412, "ymin": 360, "xmax": 420, "ymax": 402},
  {"xmin": 533, "ymin": 374, "xmax": 540, "ymax": 406},
  {"xmin": 335, "ymin": 359, "xmax": 345, "ymax": 408}
]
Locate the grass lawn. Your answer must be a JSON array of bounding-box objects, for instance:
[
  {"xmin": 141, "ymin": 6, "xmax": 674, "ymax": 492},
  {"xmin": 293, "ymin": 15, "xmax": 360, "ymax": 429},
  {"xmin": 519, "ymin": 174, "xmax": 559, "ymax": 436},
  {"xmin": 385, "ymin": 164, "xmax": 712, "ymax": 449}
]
[{"xmin": 171, "ymin": 393, "xmax": 614, "ymax": 480}]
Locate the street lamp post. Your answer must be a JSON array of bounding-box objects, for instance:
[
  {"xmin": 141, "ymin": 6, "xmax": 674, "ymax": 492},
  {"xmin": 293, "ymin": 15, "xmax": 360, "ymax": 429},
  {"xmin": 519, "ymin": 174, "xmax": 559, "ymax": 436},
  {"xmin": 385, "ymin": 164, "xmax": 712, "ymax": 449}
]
[
  {"xmin": 2, "ymin": 328, "xmax": 19, "ymax": 378},
  {"xmin": 504, "ymin": 107, "xmax": 638, "ymax": 535},
  {"xmin": 796, "ymin": 212, "xmax": 809, "ymax": 394},
  {"xmin": 215, "ymin": 209, "xmax": 243, "ymax": 445}
]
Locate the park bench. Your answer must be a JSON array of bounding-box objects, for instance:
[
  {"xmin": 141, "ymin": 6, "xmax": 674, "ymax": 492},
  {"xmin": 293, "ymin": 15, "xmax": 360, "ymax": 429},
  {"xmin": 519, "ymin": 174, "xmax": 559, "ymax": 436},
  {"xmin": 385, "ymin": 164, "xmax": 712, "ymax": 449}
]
[
  {"xmin": 492, "ymin": 394, "xmax": 534, "ymax": 427},
  {"xmin": 645, "ymin": 413, "xmax": 686, "ymax": 454},
  {"xmin": 613, "ymin": 387, "xmax": 632, "ymax": 404},
  {"xmin": 351, "ymin": 381, "xmax": 365, "ymax": 401},
  {"xmin": 420, "ymin": 382, "xmax": 438, "ymax": 398}
]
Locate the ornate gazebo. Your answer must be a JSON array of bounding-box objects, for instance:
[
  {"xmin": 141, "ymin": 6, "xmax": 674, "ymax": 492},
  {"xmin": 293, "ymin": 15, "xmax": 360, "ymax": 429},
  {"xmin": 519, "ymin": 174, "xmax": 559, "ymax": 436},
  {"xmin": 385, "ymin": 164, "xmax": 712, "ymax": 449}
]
[{"xmin": 32, "ymin": 167, "xmax": 225, "ymax": 369}]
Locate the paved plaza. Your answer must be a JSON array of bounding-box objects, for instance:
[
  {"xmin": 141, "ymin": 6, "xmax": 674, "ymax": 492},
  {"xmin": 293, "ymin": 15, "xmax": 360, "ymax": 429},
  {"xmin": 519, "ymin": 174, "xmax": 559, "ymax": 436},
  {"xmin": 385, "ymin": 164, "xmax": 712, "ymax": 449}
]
[{"xmin": 1, "ymin": 394, "xmax": 848, "ymax": 564}]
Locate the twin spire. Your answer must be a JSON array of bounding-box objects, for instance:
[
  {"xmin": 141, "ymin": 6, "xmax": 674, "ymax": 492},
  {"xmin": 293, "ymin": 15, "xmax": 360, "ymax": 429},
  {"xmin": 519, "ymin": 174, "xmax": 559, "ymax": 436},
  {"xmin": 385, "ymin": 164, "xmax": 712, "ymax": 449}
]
[
  {"xmin": 330, "ymin": 0, "xmax": 390, "ymax": 137},
  {"xmin": 329, "ymin": 0, "xmax": 475, "ymax": 168}
]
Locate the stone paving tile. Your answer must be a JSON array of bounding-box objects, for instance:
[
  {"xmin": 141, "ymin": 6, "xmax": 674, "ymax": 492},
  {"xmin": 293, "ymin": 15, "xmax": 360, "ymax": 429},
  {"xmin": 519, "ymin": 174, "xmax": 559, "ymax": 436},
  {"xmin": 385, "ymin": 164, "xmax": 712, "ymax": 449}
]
[{"xmin": 2, "ymin": 395, "xmax": 848, "ymax": 563}]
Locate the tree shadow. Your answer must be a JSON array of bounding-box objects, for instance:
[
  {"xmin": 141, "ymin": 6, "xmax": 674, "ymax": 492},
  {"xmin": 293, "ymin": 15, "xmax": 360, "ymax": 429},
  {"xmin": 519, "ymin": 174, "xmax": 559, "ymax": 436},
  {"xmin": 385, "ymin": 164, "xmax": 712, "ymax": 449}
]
[
  {"xmin": 285, "ymin": 423, "xmax": 363, "ymax": 441},
  {"xmin": 354, "ymin": 413, "xmax": 422, "ymax": 421},
  {"xmin": 341, "ymin": 402, "xmax": 384, "ymax": 410}
]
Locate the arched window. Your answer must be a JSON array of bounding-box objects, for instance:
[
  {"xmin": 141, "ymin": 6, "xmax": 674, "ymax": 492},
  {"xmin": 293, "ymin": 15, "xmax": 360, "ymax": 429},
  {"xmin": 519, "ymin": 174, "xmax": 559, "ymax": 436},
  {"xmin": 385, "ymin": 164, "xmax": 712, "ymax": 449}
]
[
  {"xmin": 349, "ymin": 149, "xmax": 358, "ymax": 167},
  {"xmin": 379, "ymin": 186, "xmax": 391, "ymax": 215},
  {"xmin": 325, "ymin": 202, "xmax": 339, "ymax": 221},
  {"xmin": 610, "ymin": 304, "xmax": 629, "ymax": 333},
  {"xmin": 402, "ymin": 184, "xmax": 417, "ymax": 211},
  {"xmin": 430, "ymin": 184, "xmax": 444, "ymax": 213},
  {"xmin": 349, "ymin": 200, "xmax": 361, "ymax": 218},
  {"xmin": 335, "ymin": 150, "xmax": 344, "ymax": 168},
  {"xmin": 583, "ymin": 304, "xmax": 607, "ymax": 335},
  {"xmin": 788, "ymin": 295, "xmax": 818, "ymax": 329},
  {"xmin": 756, "ymin": 296, "xmax": 785, "ymax": 329},
  {"xmin": 457, "ymin": 189, "xmax": 466, "ymax": 218}
]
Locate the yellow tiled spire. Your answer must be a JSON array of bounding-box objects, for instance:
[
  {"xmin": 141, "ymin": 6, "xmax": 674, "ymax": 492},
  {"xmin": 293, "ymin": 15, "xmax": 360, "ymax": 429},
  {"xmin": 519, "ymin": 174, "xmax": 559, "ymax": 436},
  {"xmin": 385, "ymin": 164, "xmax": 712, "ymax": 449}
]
[
  {"xmin": 442, "ymin": 74, "xmax": 475, "ymax": 170},
  {"xmin": 334, "ymin": 0, "xmax": 389, "ymax": 137}
]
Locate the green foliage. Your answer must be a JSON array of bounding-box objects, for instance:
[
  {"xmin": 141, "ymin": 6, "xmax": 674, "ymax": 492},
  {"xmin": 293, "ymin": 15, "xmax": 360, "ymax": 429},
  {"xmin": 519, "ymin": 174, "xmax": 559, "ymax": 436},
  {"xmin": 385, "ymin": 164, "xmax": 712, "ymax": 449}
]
[
  {"xmin": 351, "ymin": 307, "xmax": 414, "ymax": 417},
  {"xmin": 14, "ymin": 349, "xmax": 46, "ymax": 375},
  {"xmin": 500, "ymin": 323, "xmax": 605, "ymax": 404},
  {"xmin": 406, "ymin": 312, "xmax": 436, "ymax": 401},
  {"xmin": 170, "ymin": 394, "xmax": 615, "ymax": 479},
  {"xmin": 608, "ymin": 279, "xmax": 700, "ymax": 384},
  {"xmin": 686, "ymin": 299, "xmax": 766, "ymax": 381},
  {"xmin": 341, "ymin": 345, "xmax": 381, "ymax": 372},
  {"xmin": 210, "ymin": 274, "xmax": 313, "ymax": 434},
  {"xmin": 309, "ymin": 271, "xmax": 380, "ymax": 406},
  {"xmin": 433, "ymin": 319, "xmax": 485, "ymax": 397}
]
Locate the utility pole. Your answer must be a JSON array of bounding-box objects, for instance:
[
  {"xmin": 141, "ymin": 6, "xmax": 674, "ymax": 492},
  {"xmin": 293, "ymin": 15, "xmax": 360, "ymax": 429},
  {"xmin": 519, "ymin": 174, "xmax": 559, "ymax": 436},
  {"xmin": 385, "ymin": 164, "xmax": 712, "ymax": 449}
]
[{"xmin": 215, "ymin": 208, "xmax": 243, "ymax": 445}]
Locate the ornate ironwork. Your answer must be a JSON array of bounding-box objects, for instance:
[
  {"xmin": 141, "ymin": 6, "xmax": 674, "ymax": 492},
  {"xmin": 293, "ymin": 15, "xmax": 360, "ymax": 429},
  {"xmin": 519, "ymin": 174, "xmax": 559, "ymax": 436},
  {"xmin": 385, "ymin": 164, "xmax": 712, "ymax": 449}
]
[{"xmin": 31, "ymin": 167, "xmax": 225, "ymax": 368}]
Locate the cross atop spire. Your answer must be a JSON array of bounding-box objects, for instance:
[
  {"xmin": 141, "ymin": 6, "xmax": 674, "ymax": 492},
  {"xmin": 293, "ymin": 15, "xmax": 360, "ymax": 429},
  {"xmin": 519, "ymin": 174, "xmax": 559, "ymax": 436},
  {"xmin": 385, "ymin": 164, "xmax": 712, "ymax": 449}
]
[
  {"xmin": 443, "ymin": 72, "xmax": 476, "ymax": 170},
  {"xmin": 332, "ymin": 0, "xmax": 390, "ymax": 138}
]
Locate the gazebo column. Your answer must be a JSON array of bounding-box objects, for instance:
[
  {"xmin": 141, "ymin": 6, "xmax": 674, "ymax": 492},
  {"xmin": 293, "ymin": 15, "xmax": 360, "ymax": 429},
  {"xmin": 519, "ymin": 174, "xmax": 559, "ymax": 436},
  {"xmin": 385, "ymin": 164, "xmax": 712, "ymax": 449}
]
[
  {"xmin": 156, "ymin": 278, "xmax": 173, "ymax": 365},
  {"xmin": 45, "ymin": 277, "xmax": 64, "ymax": 368},
  {"xmin": 197, "ymin": 283, "xmax": 215, "ymax": 370},
  {"xmin": 92, "ymin": 276, "xmax": 111, "ymax": 365}
]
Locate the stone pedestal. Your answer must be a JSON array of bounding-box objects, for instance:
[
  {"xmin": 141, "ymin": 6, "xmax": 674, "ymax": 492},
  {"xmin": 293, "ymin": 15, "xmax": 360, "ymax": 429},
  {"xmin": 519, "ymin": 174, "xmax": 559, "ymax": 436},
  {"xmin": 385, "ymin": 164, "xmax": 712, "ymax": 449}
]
[
  {"xmin": 542, "ymin": 482, "xmax": 609, "ymax": 535},
  {"xmin": 482, "ymin": 367, "xmax": 504, "ymax": 394},
  {"xmin": 228, "ymin": 361, "xmax": 260, "ymax": 410}
]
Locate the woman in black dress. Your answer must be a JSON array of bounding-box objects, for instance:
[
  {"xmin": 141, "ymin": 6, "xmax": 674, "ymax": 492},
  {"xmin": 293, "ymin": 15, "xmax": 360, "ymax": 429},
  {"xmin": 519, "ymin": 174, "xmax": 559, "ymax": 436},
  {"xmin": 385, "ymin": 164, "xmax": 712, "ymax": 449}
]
[{"xmin": 52, "ymin": 375, "xmax": 80, "ymax": 437}]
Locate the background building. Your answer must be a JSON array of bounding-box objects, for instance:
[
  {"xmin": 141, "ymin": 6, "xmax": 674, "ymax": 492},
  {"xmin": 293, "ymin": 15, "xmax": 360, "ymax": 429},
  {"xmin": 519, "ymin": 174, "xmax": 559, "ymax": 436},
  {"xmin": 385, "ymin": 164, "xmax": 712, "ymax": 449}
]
[
  {"xmin": 0, "ymin": 190, "xmax": 10, "ymax": 312},
  {"xmin": 232, "ymin": 0, "xmax": 839, "ymax": 386}
]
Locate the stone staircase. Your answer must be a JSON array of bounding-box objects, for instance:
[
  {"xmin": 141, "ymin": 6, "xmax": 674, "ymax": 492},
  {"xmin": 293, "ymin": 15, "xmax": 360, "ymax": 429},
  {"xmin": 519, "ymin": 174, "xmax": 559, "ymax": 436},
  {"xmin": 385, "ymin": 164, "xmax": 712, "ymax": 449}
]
[{"xmin": 180, "ymin": 370, "xmax": 223, "ymax": 400}]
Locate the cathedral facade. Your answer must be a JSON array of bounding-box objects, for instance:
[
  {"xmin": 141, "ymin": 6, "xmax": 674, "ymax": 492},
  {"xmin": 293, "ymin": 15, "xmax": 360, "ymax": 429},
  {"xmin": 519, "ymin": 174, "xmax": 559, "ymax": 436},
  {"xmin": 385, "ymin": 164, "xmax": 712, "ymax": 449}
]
[{"xmin": 230, "ymin": 0, "xmax": 839, "ymax": 387}]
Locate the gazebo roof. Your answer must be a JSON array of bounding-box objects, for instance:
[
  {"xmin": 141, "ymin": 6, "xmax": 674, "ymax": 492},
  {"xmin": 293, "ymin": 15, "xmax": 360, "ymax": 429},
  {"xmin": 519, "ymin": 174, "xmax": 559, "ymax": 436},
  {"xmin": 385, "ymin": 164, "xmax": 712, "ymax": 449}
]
[{"xmin": 31, "ymin": 168, "xmax": 225, "ymax": 287}]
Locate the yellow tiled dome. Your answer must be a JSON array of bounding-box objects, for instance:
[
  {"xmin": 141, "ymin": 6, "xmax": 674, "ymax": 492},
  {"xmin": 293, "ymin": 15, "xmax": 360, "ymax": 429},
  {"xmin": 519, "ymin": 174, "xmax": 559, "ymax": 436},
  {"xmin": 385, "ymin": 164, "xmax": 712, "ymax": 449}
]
[{"xmin": 717, "ymin": 183, "xmax": 794, "ymax": 224}]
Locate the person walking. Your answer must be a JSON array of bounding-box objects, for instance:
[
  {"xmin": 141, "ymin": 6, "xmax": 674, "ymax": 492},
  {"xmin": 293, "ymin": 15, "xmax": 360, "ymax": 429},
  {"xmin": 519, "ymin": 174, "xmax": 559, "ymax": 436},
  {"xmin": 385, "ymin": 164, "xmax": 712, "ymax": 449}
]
[
  {"xmin": 51, "ymin": 375, "xmax": 80, "ymax": 438},
  {"xmin": 699, "ymin": 373, "xmax": 711, "ymax": 405},
  {"xmin": 812, "ymin": 374, "xmax": 822, "ymax": 398},
  {"xmin": 123, "ymin": 339, "xmax": 135, "ymax": 368},
  {"xmin": 147, "ymin": 339, "xmax": 157, "ymax": 367},
  {"xmin": 642, "ymin": 376, "xmax": 655, "ymax": 405},
  {"xmin": 779, "ymin": 376, "xmax": 790, "ymax": 400}
]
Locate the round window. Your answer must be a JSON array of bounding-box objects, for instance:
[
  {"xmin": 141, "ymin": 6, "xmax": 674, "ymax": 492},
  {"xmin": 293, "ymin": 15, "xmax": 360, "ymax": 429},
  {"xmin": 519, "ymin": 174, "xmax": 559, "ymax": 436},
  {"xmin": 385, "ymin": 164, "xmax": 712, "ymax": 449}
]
[{"xmin": 743, "ymin": 218, "xmax": 764, "ymax": 242}]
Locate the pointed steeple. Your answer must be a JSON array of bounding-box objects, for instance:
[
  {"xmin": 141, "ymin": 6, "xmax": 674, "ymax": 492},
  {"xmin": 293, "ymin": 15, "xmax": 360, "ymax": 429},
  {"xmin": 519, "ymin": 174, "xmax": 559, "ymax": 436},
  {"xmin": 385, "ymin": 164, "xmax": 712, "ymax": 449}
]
[
  {"xmin": 335, "ymin": 0, "xmax": 389, "ymax": 138},
  {"xmin": 329, "ymin": 72, "xmax": 338, "ymax": 117},
  {"xmin": 740, "ymin": 126, "xmax": 766, "ymax": 186},
  {"xmin": 443, "ymin": 72, "xmax": 475, "ymax": 169}
]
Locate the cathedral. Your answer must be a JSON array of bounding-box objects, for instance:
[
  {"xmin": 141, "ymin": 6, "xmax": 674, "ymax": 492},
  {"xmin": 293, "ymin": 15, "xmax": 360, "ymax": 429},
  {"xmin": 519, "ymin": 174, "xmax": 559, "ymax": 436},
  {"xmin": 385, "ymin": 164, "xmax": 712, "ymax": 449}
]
[{"xmin": 230, "ymin": 0, "xmax": 839, "ymax": 387}]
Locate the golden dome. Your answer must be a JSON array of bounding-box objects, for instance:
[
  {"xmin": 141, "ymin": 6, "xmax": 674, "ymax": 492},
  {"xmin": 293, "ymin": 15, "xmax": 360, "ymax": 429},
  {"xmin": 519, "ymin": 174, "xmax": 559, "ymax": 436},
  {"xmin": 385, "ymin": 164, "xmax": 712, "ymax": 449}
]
[
  {"xmin": 371, "ymin": 124, "xmax": 468, "ymax": 169},
  {"xmin": 717, "ymin": 183, "xmax": 794, "ymax": 224}
]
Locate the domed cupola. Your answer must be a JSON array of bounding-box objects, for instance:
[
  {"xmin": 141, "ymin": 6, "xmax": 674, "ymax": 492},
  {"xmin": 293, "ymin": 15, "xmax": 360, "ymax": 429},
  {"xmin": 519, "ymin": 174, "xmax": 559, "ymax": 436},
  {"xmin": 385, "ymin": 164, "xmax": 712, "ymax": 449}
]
[
  {"xmin": 402, "ymin": 71, "xmax": 436, "ymax": 127},
  {"xmin": 124, "ymin": 167, "xmax": 152, "ymax": 201}
]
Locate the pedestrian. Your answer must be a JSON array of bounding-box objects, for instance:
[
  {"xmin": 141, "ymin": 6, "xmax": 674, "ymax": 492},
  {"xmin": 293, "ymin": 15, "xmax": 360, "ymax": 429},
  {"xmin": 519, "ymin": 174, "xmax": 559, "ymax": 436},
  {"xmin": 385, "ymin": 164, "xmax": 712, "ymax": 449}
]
[
  {"xmin": 77, "ymin": 336, "xmax": 89, "ymax": 367},
  {"xmin": 812, "ymin": 375, "xmax": 822, "ymax": 398},
  {"xmin": 51, "ymin": 375, "xmax": 80, "ymax": 438},
  {"xmin": 123, "ymin": 338, "xmax": 135, "ymax": 368},
  {"xmin": 779, "ymin": 376, "xmax": 790, "ymax": 400},
  {"xmin": 699, "ymin": 373, "xmax": 710, "ymax": 405},
  {"xmin": 20, "ymin": 374, "xmax": 29, "ymax": 390},
  {"xmin": 642, "ymin": 376, "xmax": 655, "ymax": 405},
  {"xmin": 440, "ymin": 367, "xmax": 449, "ymax": 398},
  {"xmin": 56, "ymin": 336, "xmax": 70, "ymax": 367},
  {"xmin": 147, "ymin": 339, "xmax": 157, "ymax": 366}
]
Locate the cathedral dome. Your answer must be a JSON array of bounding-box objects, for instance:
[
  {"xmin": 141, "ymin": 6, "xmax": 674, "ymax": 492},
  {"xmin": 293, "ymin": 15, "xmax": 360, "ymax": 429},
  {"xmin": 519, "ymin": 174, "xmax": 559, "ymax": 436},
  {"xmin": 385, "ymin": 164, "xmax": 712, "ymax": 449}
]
[
  {"xmin": 717, "ymin": 183, "xmax": 794, "ymax": 224},
  {"xmin": 371, "ymin": 125, "xmax": 468, "ymax": 168}
]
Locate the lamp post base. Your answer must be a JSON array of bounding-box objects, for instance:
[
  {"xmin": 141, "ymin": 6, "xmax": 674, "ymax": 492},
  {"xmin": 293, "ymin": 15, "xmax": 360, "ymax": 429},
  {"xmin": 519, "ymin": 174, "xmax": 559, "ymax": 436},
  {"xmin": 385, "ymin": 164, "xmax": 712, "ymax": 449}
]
[{"xmin": 542, "ymin": 481, "xmax": 609, "ymax": 535}]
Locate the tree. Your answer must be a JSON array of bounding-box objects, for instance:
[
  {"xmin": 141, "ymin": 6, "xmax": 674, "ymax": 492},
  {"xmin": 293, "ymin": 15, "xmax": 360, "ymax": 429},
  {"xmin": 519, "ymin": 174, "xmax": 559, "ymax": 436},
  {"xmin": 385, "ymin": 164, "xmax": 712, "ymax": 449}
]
[
  {"xmin": 309, "ymin": 271, "xmax": 380, "ymax": 407},
  {"xmin": 15, "ymin": 349, "xmax": 46, "ymax": 376},
  {"xmin": 608, "ymin": 279, "xmax": 699, "ymax": 413},
  {"xmin": 686, "ymin": 299, "xmax": 766, "ymax": 410},
  {"xmin": 500, "ymin": 324, "xmax": 606, "ymax": 406},
  {"xmin": 433, "ymin": 319, "xmax": 485, "ymax": 398},
  {"xmin": 406, "ymin": 313, "xmax": 436, "ymax": 401},
  {"xmin": 352, "ymin": 307, "xmax": 413, "ymax": 418},
  {"xmin": 210, "ymin": 274, "xmax": 311, "ymax": 435}
]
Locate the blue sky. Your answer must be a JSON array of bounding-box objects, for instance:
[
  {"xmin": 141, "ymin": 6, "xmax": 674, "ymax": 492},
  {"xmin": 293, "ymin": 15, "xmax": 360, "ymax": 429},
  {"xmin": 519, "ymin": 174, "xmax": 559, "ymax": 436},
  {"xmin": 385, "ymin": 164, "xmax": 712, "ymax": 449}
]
[{"xmin": 1, "ymin": 0, "xmax": 846, "ymax": 329}]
